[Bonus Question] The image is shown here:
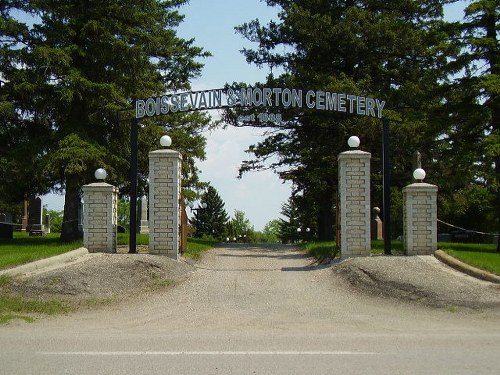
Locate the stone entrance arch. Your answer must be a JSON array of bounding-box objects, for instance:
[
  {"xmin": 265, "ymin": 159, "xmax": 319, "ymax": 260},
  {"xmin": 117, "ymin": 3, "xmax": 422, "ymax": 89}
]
[
  {"xmin": 126, "ymin": 86, "xmax": 389, "ymax": 257},
  {"xmin": 82, "ymin": 85, "xmax": 438, "ymax": 259}
]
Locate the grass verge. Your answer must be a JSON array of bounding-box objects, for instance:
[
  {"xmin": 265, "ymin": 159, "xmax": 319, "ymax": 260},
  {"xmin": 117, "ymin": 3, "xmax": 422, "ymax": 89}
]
[
  {"xmin": 0, "ymin": 232, "xmax": 82, "ymax": 270},
  {"xmin": 304, "ymin": 240, "xmax": 499, "ymax": 276},
  {"xmin": 183, "ymin": 238, "xmax": 219, "ymax": 260},
  {"xmin": 302, "ymin": 240, "xmax": 404, "ymax": 261},
  {"xmin": 0, "ymin": 290, "xmax": 72, "ymax": 325},
  {"xmin": 301, "ymin": 241, "xmax": 337, "ymax": 262},
  {"xmin": 439, "ymin": 242, "xmax": 499, "ymax": 275}
]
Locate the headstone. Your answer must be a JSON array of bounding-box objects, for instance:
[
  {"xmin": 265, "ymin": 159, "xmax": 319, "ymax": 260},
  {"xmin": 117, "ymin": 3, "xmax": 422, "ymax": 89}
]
[
  {"xmin": 371, "ymin": 207, "xmax": 383, "ymax": 240},
  {"xmin": 138, "ymin": 195, "xmax": 149, "ymax": 234},
  {"xmin": 21, "ymin": 196, "xmax": 28, "ymax": 231},
  {"xmin": 5, "ymin": 213, "xmax": 13, "ymax": 224},
  {"xmin": 412, "ymin": 151, "xmax": 422, "ymax": 181},
  {"xmin": 0, "ymin": 223, "xmax": 13, "ymax": 239},
  {"xmin": 28, "ymin": 196, "xmax": 44, "ymax": 235}
]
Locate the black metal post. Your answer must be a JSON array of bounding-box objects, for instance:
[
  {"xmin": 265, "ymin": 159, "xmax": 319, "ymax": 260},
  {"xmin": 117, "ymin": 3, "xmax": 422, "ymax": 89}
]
[
  {"xmin": 382, "ymin": 117, "xmax": 392, "ymax": 255},
  {"xmin": 129, "ymin": 117, "xmax": 138, "ymax": 254}
]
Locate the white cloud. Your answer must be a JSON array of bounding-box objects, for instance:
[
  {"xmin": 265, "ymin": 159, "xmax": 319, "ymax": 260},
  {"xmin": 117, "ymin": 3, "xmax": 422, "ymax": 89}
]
[{"xmin": 197, "ymin": 125, "xmax": 291, "ymax": 230}]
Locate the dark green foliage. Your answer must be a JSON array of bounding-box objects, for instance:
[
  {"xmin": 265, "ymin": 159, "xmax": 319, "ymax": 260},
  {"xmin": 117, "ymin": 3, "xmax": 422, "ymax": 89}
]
[
  {"xmin": 1, "ymin": 0, "xmax": 210, "ymax": 242},
  {"xmin": 226, "ymin": 210, "xmax": 254, "ymax": 241},
  {"xmin": 232, "ymin": 0, "xmax": 457, "ymax": 241},
  {"xmin": 190, "ymin": 185, "xmax": 229, "ymax": 240}
]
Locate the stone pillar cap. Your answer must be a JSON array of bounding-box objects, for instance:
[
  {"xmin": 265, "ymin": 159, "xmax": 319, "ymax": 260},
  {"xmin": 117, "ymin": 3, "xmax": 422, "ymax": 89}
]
[{"xmin": 338, "ymin": 150, "xmax": 371, "ymax": 160}]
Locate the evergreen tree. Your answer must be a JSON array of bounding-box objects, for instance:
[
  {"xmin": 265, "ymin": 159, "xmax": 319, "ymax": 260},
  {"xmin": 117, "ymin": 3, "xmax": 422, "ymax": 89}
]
[
  {"xmin": 232, "ymin": 0, "xmax": 457, "ymax": 240},
  {"xmin": 190, "ymin": 185, "xmax": 229, "ymax": 239},
  {"xmin": 226, "ymin": 210, "xmax": 253, "ymax": 241},
  {"xmin": 278, "ymin": 197, "xmax": 301, "ymax": 243},
  {"xmin": 1, "ymin": 1, "xmax": 210, "ymax": 241},
  {"xmin": 454, "ymin": 0, "xmax": 499, "ymax": 249}
]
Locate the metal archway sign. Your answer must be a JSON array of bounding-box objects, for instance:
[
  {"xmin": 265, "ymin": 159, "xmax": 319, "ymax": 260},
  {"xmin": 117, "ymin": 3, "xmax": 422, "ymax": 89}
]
[
  {"xmin": 135, "ymin": 87, "xmax": 385, "ymax": 119},
  {"xmin": 128, "ymin": 86, "xmax": 391, "ymax": 254}
]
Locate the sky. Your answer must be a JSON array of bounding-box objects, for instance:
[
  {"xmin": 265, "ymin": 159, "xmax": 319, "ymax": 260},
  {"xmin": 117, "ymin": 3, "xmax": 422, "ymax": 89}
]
[{"xmin": 43, "ymin": 0, "xmax": 468, "ymax": 231}]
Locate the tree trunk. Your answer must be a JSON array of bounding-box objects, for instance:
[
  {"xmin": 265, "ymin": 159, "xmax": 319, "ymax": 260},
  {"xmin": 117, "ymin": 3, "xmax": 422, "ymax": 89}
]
[
  {"xmin": 317, "ymin": 191, "xmax": 334, "ymax": 241},
  {"xmin": 60, "ymin": 176, "xmax": 82, "ymax": 243}
]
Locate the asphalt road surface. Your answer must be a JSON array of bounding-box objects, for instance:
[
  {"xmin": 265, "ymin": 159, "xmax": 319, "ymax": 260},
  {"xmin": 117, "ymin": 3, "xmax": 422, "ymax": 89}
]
[{"xmin": 1, "ymin": 244, "xmax": 499, "ymax": 375}]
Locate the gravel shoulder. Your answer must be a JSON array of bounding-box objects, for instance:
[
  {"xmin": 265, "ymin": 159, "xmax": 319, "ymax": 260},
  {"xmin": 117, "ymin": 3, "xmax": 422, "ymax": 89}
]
[
  {"xmin": 3, "ymin": 250, "xmax": 196, "ymax": 306},
  {"xmin": 332, "ymin": 255, "xmax": 500, "ymax": 310}
]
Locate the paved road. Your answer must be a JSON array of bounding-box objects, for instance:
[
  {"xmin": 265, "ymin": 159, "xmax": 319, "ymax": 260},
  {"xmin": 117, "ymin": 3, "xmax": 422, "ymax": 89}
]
[{"xmin": 1, "ymin": 244, "xmax": 499, "ymax": 375}]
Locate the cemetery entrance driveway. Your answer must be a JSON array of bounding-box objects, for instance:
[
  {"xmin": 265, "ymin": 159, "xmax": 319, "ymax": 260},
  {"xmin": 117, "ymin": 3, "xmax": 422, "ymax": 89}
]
[{"xmin": 1, "ymin": 244, "xmax": 500, "ymax": 375}]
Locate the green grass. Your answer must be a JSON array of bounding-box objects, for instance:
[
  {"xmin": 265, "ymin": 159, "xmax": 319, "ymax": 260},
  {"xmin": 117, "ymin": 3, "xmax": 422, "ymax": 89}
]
[
  {"xmin": 117, "ymin": 233, "xmax": 149, "ymax": 246},
  {"xmin": 0, "ymin": 232, "xmax": 217, "ymax": 272},
  {"xmin": 302, "ymin": 240, "xmax": 404, "ymax": 260},
  {"xmin": 183, "ymin": 238, "xmax": 219, "ymax": 260},
  {"xmin": 301, "ymin": 241, "xmax": 338, "ymax": 262},
  {"xmin": 439, "ymin": 242, "xmax": 499, "ymax": 275},
  {"xmin": 0, "ymin": 290, "xmax": 72, "ymax": 325},
  {"xmin": 371, "ymin": 240, "xmax": 404, "ymax": 254},
  {"xmin": 0, "ymin": 232, "xmax": 82, "ymax": 270}
]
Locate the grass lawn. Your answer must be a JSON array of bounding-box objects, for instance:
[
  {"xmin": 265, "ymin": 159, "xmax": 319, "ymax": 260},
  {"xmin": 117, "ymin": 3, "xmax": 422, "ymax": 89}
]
[
  {"xmin": 1, "ymin": 232, "xmax": 218, "ymax": 272},
  {"xmin": 439, "ymin": 242, "xmax": 499, "ymax": 275},
  {"xmin": 183, "ymin": 238, "xmax": 219, "ymax": 259},
  {"xmin": 0, "ymin": 232, "xmax": 83, "ymax": 270}
]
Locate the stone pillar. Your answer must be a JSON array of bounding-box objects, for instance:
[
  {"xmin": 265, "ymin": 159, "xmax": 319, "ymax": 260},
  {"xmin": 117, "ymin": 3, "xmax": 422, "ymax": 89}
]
[
  {"xmin": 21, "ymin": 195, "xmax": 28, "ymax": 232},
  {"xmin": 149, "ymin": 149, "xmax": 182, "ymax": 259},
  {"xmin": 139, "ymin": 195, "xmax": 149, "ymax": 234},
  {"xmin": 338, "ymin": 150, "xmax": 371, "ymax": 259},
  {"xmin": 82, "ymin": 182, "xmax": 118, "ymax": 253},
  {"xmin": 402, "ymin": 183, "xmax": 438, "ymax": 255}
]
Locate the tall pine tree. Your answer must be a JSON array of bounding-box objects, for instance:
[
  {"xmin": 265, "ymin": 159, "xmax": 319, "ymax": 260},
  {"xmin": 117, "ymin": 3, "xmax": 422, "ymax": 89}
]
[
  {"xmin": 233, "ymin": 0, "xmax": 456, "ymax": 240},
  {"xmin": 1, "ymin": 1, "xmax": 210, "ymax": 241},
  {"xmin": 190, "ymin": 185, "xmax": 229, "ymax": 239}
]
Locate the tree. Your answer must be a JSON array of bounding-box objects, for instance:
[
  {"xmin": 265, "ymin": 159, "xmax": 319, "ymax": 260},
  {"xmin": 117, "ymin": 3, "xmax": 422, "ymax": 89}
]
[
  {"xmin": 226, "ymin": 210, "xmax": 254, "ymax": 241},
  {"xmin": 1, "ymin": 1, "xmax": 210, "ymax": 242},
  {"xmin": 454, "ymin": 0, "xmax": 499, "ymax": 249},
  {"xmin": 190, "ymin": 185, "xmax": 229, "ymax": 239},
  {"xmin": 231, "ymin": 0, "xmax": 458, "ymax": 241},
  {"xmin": 278, "ymin": 197, "xmax": 301, "ymax": 243},
  {"xmin": 262, "ymin": 219, "xmax": 281, "ymax": 243}
]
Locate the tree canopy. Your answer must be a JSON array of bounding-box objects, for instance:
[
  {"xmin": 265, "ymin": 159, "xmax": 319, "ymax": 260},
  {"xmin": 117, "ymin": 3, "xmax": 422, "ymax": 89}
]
[
  {"xmin": 223, "ymin": 0, "xmax": 500, "ymax": 245},
  {"xmin": 1, "ymin": 0, "xmax": 211, "ymax": 240}
]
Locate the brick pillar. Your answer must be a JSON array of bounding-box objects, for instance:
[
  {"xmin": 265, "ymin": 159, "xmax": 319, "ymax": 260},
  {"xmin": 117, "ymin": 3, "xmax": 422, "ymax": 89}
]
[
  {"xmin": 149, "ymin": 149, "xmax": 182, "ymax": 259},
  {"xmin": 82, "ymin": 182, "xmax": 118, "ymax": 253},
  {"xmin": 338, "ymin": 150, "xmax": 371, "ymax": 259},
  {"xmin": 403, "ymin": 183, "xmax": 438, "ymax": 255}
]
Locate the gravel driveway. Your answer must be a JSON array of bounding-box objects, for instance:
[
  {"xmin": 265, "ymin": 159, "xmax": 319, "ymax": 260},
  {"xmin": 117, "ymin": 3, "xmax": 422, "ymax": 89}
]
[{"xmin": 4, "ymin": 243, "xmax": 500, "ymax": 313}]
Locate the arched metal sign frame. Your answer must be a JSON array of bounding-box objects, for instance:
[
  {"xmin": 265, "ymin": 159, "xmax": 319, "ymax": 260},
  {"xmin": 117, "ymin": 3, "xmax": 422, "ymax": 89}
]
[{"xmin": 128, "ymin": 86, "xmax": 391, "ymax": 255}]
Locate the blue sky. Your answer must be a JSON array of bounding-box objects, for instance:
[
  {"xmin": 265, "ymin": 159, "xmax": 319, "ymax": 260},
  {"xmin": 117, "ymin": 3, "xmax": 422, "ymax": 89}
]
[{"xmin": 44, "ymin": 0, "xmax": 468, "ymax": 230}]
